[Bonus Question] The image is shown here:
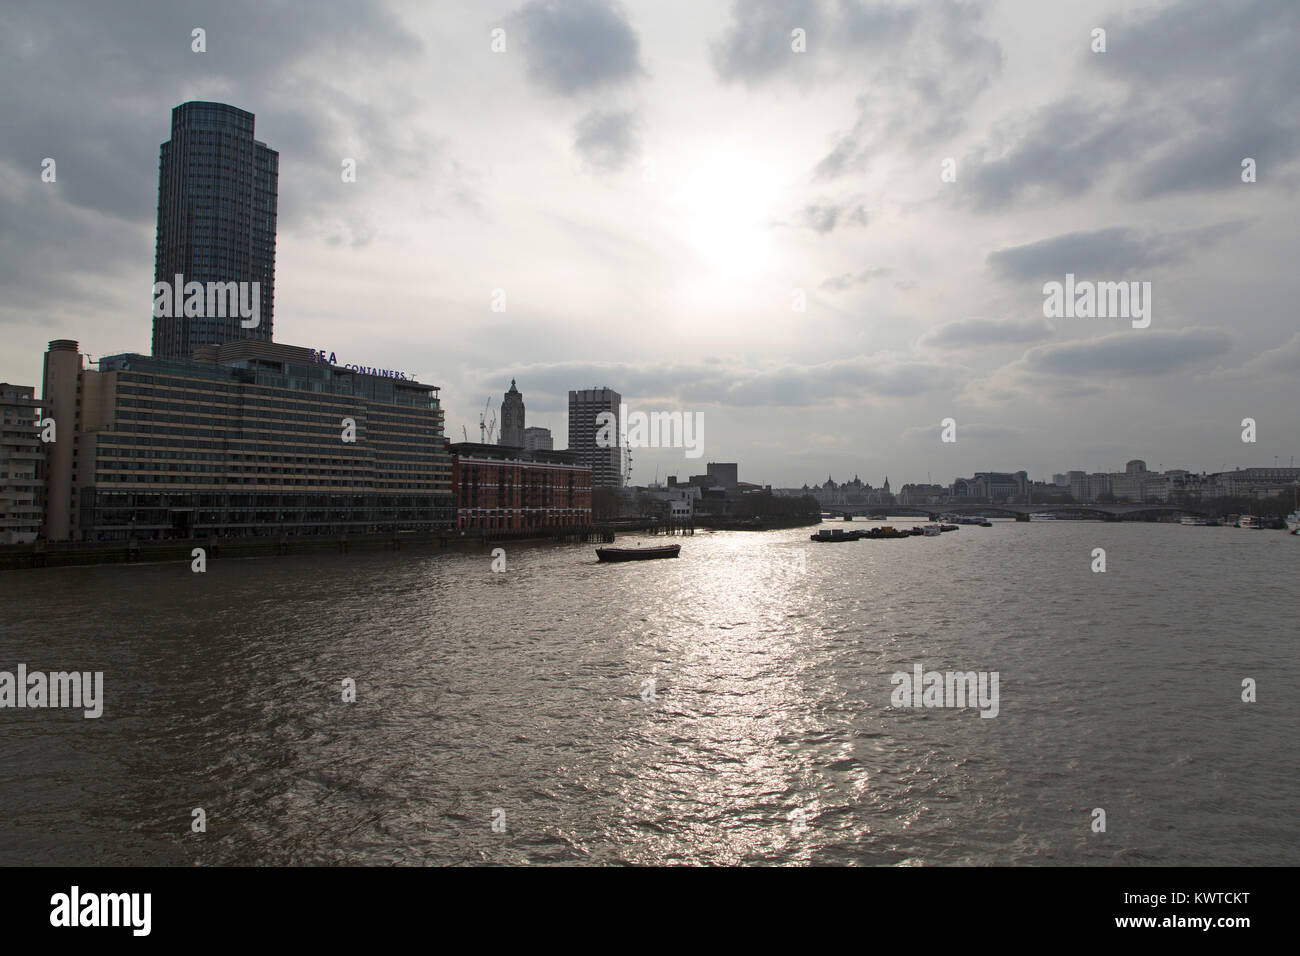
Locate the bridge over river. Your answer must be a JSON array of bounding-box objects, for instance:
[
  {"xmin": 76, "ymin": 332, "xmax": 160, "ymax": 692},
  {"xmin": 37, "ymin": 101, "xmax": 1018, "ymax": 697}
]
[{"xmin": 826, "ymin": 503, "xmax": 1209, "ymax": 522}]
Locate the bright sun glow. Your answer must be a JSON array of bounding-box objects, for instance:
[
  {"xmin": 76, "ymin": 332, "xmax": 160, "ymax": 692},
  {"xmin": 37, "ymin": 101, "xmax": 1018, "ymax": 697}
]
[{"xmin": 658, "ymin": 142, "xmax": 780, "ymax": 291}]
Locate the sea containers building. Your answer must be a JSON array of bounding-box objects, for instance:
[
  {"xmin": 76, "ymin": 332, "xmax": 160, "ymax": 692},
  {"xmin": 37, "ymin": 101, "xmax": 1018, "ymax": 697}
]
[
  {"xmin": 41, "ymin": 340, "xmax": 453, "ymax": 540},
  {"xmin": 449, "ymin": 442, "xmax": 592, "ymax": 531}
]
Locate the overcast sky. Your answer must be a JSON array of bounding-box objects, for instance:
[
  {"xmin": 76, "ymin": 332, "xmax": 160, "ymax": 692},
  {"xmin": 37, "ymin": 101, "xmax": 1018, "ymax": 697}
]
[{"xmin": 2, "ymin": 0, "xmax": 1297, "ymax": 487}]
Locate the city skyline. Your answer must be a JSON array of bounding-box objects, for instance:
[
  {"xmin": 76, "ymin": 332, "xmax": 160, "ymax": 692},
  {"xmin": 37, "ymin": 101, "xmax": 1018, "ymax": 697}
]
[
  {"xmin": 2, "ymin": 0, "xmax": 1297, "ymax": 488},
  {"xmin": 1, "ymin": 0, "xmax": 1296, "ymax": 891},
  {"xmin": 788, "ymin": 458, "xmax": 1300, "ymax": 492}
]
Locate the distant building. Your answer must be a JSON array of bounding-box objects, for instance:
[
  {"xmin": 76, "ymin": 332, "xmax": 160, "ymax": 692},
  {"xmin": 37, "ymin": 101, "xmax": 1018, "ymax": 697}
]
[
  {"xmin": 1208, "ymin": 467, "xmax": 1300, "ymax": 498},
  {"xmin": 666, "ymin": 498, "xmax": 693, "ymax": 522},
  {"xmin": 898, "ymin": 483, "xmax": 945, "ymax": 506},
  {"xmin": 1052, "ymin": 473, "xmax": 1069, "ymax": 487},
  {"xmin": 153, "ymin": 102, "xmax": 278, "ymax": 359},
  {"xmin": 0, "ymin": 383, "xmax": 42, "ymax": 544},
  {"xmin": 642, "ymin": 484, "xmax": 697, "ymax": 523},
  {"xmin": 1112, "ymin": 462, "xmax": 1165, "ymax": 501},
  {"xmin": 499, "ymin": 379, "xmax": 525, "ymax": 447},
  {"xmin": 706, "ymin": 462, "xmax": 738, "ymax": 489},
  {"xmin": 568, "ymin": 387, "xmax": 622, "ymax": 488},
  {"xmin": 1027, "ymin": 480, "xmax": 1064, "ymax": 501},
  {"xmin": 804, "ymin": 475, "xmax": 892, "ymax": 508},
  {"xmin": 951, "ymin": 471, "xmax": 1027, "ymax": 502},
  {"xmin": 1088, "ymin": 473, "xmax": 1113, "ymax": 501},
  {"xmin": 449, "ymin": 442, "xmax": 591, "ymax": 531},
  {"xmin": 1067, "ymin": 470, "xmax": 1090, "ymax": 502},
  {"xmin": 1164, "ymin": 470, "xmax": 1205, "ymax": 497},
  {"xmin": 523, "ymin": 426, "xmax": 552, "ymax": 451}
]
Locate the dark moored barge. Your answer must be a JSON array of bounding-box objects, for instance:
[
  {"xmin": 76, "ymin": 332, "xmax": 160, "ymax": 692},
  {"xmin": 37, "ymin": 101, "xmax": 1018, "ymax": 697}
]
[{"xmin": 596, "ymin": 544, "xmax": 681, "ymax": 562}]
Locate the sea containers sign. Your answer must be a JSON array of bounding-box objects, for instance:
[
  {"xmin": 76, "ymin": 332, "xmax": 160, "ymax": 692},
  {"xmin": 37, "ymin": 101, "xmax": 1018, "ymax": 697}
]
[{"xmin": 308, "ymin": 349, "xmax": 417, "ymax": 381}]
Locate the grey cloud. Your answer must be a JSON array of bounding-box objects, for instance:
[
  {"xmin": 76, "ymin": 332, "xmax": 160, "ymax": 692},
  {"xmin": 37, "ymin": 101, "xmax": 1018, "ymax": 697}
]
[
  {"xmin": 802, "ymin": 198, "xmax": 867, "ymax": 233},
  {"xmin": 1125, "ymin": 115, "xmax": 1300, "ymax": 201},
  {"xmin": 815, "ymin": 4, "xmax": 1000, "ymax": 177},
  {"xmin": 724, "ymin": 358, "xmax": 948, "ymax": 405},
  {"xmin": 987, "ymin": 223, "xmax": 1246, "ymax": 283},
  {"xmin": 0, "ymin": 181, "xmax": 151, "ymax": 322},
  {"xmin": 959, "ymin": 100, "xmax": 1168, "ymax": 212},
  {"xmin": 709, "ymin": 0, "xmax": 825, "ymax": 86},
  {"xmin": 821, "ymin": 267, "xmax": 891, "ymax": 290},
  {"xmin": 512, "ymin": 0, "xmax": 644, "ymax": 96},
  {"xmin": 921, "ymin": 317, "xmax": 1053, "ymax": 349},
  {"xmin": 0, "ymin": 0, "xmax": 455, "ymax": 302},
  {"xmin": 0, "ymin": 0, "xmax": 425, "ymax": 227},
  {"xmin": 484, "ymin": 354, "xmax": 956, "ymax": 409},
  {"xmin": 959, "ymin": 423, "xmax": 1029, "ymax": 439},
  {"xmin": 959, "ymin": 0, "xmax": 1300, "ymax": 210},
  {"xmin": 1023, "ymin": 328, "xmax": 1231, "ymax": 377},
  {"xmin": 902, "ymin": 422, "xmax": 1029, "ymax": 440},
  {"xmin": 1047, "ymin": 382, "xmax": 1105, "ymax": 400},
  {"xmin": 573, "ymin": 109, "xmax": 640, "ymax": 172},
  {"xmin": 710, "ymin": 1, "xmax": 1000, "ymax": 175},
  {"xmin": 1235, "ymin": 332, "xmax": 1300, "ymax": 376}
]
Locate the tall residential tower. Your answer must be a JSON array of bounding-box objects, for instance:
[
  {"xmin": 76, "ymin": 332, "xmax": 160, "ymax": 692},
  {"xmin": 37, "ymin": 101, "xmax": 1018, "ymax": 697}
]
[
  {"xmin": 568, "ymin": 387, "xmax": 622, "ymax": 488},
  {"xmin": 152, "ymin": 102, "xmax": 278, "ymax": 359}
]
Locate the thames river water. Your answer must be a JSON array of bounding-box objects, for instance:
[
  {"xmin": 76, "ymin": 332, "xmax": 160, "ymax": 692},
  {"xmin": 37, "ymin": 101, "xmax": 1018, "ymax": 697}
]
[{"xmin": 1, "ymin": 519, "xmax": 1296, "ymax": 866}]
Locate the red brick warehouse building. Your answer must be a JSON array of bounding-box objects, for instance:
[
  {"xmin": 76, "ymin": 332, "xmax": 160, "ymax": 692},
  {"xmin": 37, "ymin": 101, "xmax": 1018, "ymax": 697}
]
[{"xmin": 448, "ymin": 442, "xmax": 592, "ymax": 531}]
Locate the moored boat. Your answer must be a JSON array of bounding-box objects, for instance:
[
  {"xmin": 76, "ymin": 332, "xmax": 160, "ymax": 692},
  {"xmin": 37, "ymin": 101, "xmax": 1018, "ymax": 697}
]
[
  {"xmin": 596, "ymin": 544, "xmax": 681, "ymax": 561},
  {"xmin": 1028, "ymin": 513, "xmax": 1056, "ymax": 521},
  {"xmin": 811, "ymin": 528, "xmax": 863, "ymax": 542},
  {"xmin": 941, "ymin": 514, "xmax": 990, "ymax": 526},
  {"xmin": 862, "ymin": 525, "xmax": 911, "ymax": 539}
]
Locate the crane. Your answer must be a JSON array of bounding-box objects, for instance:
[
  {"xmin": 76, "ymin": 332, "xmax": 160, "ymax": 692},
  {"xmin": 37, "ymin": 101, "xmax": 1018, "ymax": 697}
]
[{"xmin": 479, "ymin": 398, "xmax": 497, "ymax": 444}]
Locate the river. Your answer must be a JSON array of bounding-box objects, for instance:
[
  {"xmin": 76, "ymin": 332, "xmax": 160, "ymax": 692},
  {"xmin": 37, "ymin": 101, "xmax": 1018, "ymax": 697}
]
[{"xmin": 1, "ymin": 519, "xmax": 1295, "ymax": 865}]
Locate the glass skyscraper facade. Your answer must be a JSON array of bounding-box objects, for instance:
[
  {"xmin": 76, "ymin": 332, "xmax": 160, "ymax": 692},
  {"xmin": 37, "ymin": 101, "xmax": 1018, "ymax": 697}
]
[{"xmin": 153, "ymin": 101, "xmax": 278, "ymax": 359}]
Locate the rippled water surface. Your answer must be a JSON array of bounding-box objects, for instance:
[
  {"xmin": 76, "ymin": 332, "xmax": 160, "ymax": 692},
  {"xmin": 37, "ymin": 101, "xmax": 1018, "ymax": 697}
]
[{"xmin": 1, "ymin": 521, "xmax": 1296, "ymax": 865}]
